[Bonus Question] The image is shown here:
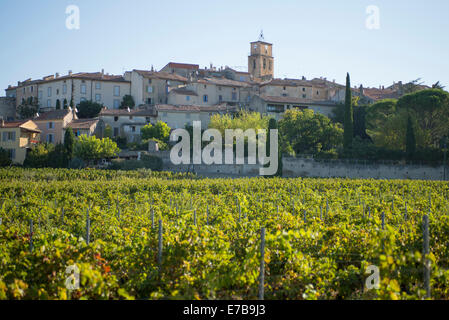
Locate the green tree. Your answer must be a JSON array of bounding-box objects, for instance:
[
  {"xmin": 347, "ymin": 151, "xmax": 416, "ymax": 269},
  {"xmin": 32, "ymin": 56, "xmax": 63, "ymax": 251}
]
[
  {"xmin": 104, "ymin": 125, "xmax": 113, "ymax": 139},
  {"xmin": 18, "ymin": 97, "xmax": 39, "ymax": 119},
  {"xmin": 141, "ymin": 121, "xmax": 171, "ymax": 143},
  {"xmin": 0, "ymin": 148, "xmax": 12, "ymax": 167},
  {"xmin": 396, "ymin": 89, "xmax": 449, "ymax": 147},
  {"xmin": 278, "ymin": 109, "xmax": 343, "ymax": 156},
  {"xmin": 74, "ymin": 135, "xmax": 120, "ymax": 163},
  {"xmin": 64, "ymin": 127, "xmax": 75, "ymax": 160},
  {"xmin": 343, "ymin": 73, "xmax": 353, "ymax": 151},
  {"xmin": 77, "ymin": 100, "xmax": 104, "ymax": 119},
  {"xmin": 23, "ymin": 143, "xmax": 54, "ymax": 168},
  {"xmin": 209, "ymin": 111, "xmax": 269, "ymax": 134},
  {"xmin": 406, "ymin": 115, "xmax": 416, "ymax": 159},
  {"xmin": 120, "ymin": 95, "xmax": 135, "ymax": 109},
  {"xmin": 63, "ymin": 99, "xmax": 68, "ymax": 109}
]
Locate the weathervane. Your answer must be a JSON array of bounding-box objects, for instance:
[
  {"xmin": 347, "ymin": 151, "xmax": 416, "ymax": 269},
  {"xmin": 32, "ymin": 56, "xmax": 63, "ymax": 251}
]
[{"xmin": 258, "ymin": 30, "xmax": 264, "ymax": 41}]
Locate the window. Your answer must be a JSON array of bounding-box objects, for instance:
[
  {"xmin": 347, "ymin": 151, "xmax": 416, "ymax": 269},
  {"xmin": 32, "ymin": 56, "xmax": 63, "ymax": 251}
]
[
  {"xmin": 163, "ymin": 112, "xmax": 167, "ymax": 117},
  {"xmin": 219, "ymin": 95, "xmax": 223, "ymax": 102},
  {"xmin": 317, "ymin": 91, "xmax": 319, "ymax": 95},
  {"xmin": 267, "ymin": 104, "xmax": 284, "ymax": 113},
  {"xmin": 9, "ymin": 149, "xmax": 15, "ymax": 160},
  {"xmin": 147, "ymin": 98, "xmax": 152, "ymax": 104},
  {"xmin": 23, "ymin": 88, "xmax": 25, "ymax": 94},
  {"xmin": 114, "ymin": 116, "xmax": 119, "ymax": 122},
  {"xmin": 80, "ymin": 97, "xmax": 87, "ymax": 102},
  {"xmin": 131, "ymin": 126, "xmax": 136, "ymax": 133},
  {"xmin": 282, "ymin": 93, "xmax": 288, "ymax": 97},
  {"xmin": 113, "ymin": 128, "xmax": 119, "ymax": 137},
  {"xmin": 253, "ymin": 60, "xmax": 256, "ymax": 70},
  {"xmin": 204, "ymin": 85, "xmax": 207, "ymax": 89},
  {"xmin": 283, "ymin": 86, "xmax": 286, "ymax": 90},
  {"xmin": 269, "ymin": 61, "xmax": 272, "ymax": 71},
  {"xmin": 56, "ymin": 89, "xmax": 59, "ymax": 95},
  {"xmin": 80, "ymin": 84, "xmax": 86, "ymax": 94},
  {"xmin": 38, "ymin": 91, "xmax": 43, "ymax": 99},
  {"xmin": 95, "ymin": 94, "xmax": 101, "ymax": 102},
  {"xmin": 129, "ymin": 116, "xmax": 133, "ymax": 120},
  {"xmin": 2, "ymin": 131, "xmax": 16, "ymax": 141},
  {"xmin": 147, "ymin": 86, "xmax": 153, "ymax": 93},
  {"xmin": 218, "ymin": 86, "xmax": 222, "ymax": 91},
  {"xmin": 302, "ymin": 88, "xmax": 306, "ymax": 92},
  {"xmin": 47, "ymin": 99, "xmax": 51, "ymax": 107},
  {"xmin": 263, "ymin": 59, "xmax": 266, "ymax": 70},
  {"xmin": 63, "ymin": 84, "xmax": 67, "ymax": 94},
  {"xmin": 47, "ymin": 134, "xmax": 54, "ymax": 143},
  {"xmin": 47, "ymin": 122, "xmax": 54, "ymax": 129},
  {"xmin": 302, "ymin": 94, "xmax": 307, "ymax": 98},
  {"xmin": 30, "ymin": 87, "xmax": 34, "ymax": 93},
  {"xmin": 203, "ymin": 95, "xmax": 208, "ymax": 102},
  {"xmin": 232, "ymin": 92, "xmax": 237, "ymax": 101},
  {"xmin": 186, "ymin": 96, "xmax": 190, "ymax": 101},
  {"xmin": 96, "ymin": 82, "xmax": 101, "ymax": 90},
  {"xmin": 48, "ymin": 87, "xmax": 52, "ymax": 97},
  {"xmin": 148, "ymin": 79, "xmax": 152, "ymax": 84},
  {"xmin": 114, "ymin": 86, "xmax": 120, "ymax": 96},
  {"xmin": 113, "ymin": 99, "xmax": 120, "ymax": 109}
]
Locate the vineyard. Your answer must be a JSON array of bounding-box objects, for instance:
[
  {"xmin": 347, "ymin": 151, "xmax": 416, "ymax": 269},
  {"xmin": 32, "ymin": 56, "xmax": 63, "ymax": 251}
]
[{"xmin": 1, "ymin": 168, "xmax": 449, "ymax": 300}]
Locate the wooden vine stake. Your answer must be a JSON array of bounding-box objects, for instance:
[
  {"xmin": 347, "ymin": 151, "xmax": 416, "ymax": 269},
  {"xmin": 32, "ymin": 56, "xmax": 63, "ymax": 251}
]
[
  {"xmin": 258, "ymin": 227, "xmax": 265, "ymax": 300},
  {"xmin": 423, "ymin": 215, "xmax": 431, "ymax": 299}
]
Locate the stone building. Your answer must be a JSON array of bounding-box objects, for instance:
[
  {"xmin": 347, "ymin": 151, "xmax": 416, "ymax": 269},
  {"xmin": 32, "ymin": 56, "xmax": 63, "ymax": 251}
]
[
  {"xmin": 160, "ymin": 62, "xmax": 199, "ymax": 78},
  {"xmin": 124, "ymin": 70, "xmax": 188, "ymax": 106},
  {"xmin": 155, "ymin": 103, "xmax": 235, "ymax": 129},
  {"xmin": 33, "ymin": 109, "xmax": 77, "ymax": 144},
  {"xmin": 0, "ymin": 119, "xmax": 40, "ymax": 164},
  {"xmin": 98, "ymin": 107, "xmax": 157, "ymax": 143},
  {"xmin": 248, "ymin": 40, "xmax": 274, "ymax": 82},
  {"xmin": 0, "ymin": 97, "xmax": 16, "ymax": 121},
  {"xmin": 249, "ymin": 94, "xmax": 338, "ymax": 120},
  {"xmin": 36, "ymin": 71, "xmax": 131, "ymax": 111}
]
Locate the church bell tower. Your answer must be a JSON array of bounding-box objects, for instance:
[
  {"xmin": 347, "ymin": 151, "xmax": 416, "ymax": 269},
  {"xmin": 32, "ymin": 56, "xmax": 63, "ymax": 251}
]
[{"xmin": 248, "ymin": 31, "xmax": 274, "ymax": 81}]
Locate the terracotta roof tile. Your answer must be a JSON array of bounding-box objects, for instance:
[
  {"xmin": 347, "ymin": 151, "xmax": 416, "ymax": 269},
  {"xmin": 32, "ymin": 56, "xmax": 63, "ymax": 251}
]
[{"xmin": 33, "ymin": 109, "xmax": 73, "ymax": 121}]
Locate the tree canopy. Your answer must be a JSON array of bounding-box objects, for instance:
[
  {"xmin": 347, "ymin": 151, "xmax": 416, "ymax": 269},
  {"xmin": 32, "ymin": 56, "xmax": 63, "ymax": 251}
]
[
  {"xmin": 141, "ymin": 121, "xmax": 171, "ymax": 143},
  {"xmin": 76, "ymin": 100, "xmax": 104, "ymax": 119},
  {"xmin": 74, "ymin": 135, "xmax": 120, "ymax": 162},
  {"xmin": 278, "ymin": 109, "xmax": 343, "ymax": 156}
]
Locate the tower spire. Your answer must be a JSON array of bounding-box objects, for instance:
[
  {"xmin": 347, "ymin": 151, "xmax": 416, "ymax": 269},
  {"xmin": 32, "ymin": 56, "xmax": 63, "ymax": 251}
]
[{"xmin": 258, "ymin": 30, "xmax": 264, "ymax": 41}]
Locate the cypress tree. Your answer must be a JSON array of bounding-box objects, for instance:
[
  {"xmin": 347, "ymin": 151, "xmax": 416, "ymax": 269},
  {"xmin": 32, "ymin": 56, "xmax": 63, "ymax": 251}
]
[
  {"xmin": 343, "ymin": 73, "xmax": 353, "ymax": 151},
  {"xmin": 56, "ymin": 99, "xmax": 61, "ymax": 110},
  {"xmin": 64, "ymin": 127, "xmax": 75, "ymax": 161},
  {"xmin": 406, "ymin": 115, "xmax": 416, "ymax": 160}
]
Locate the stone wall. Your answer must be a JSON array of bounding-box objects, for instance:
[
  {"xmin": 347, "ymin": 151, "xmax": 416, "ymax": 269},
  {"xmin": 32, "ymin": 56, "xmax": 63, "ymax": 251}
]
[{"xmin": 149, "ymin": 151, "xmax": 447, "ymax": 181}]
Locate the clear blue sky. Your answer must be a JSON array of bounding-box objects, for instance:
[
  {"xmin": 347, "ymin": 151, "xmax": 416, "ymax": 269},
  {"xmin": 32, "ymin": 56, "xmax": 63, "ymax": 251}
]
[{"xmin": 1, "ymin": 0, "xmax": 448, "ymax": 92}]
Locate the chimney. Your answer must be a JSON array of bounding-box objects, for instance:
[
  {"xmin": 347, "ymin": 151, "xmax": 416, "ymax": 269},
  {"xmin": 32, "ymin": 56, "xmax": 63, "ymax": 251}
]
[
  {"xmin": 68, "ymin": 70, "xmax": 72, "ymax": 76},
  {"xmin": 101, "ymin": 69, "xmax": 104, "ymax": 75},
  {"xmin": 382, "ymin": 86, "xmax": 385, "ymax": 90},
  {"xmin": 359, "ymin": 84, "xmax": 364, "ymax": 96},
  {"xmin": 55, "ymin": 73, "xmax": 60, "ymax": 78}
]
